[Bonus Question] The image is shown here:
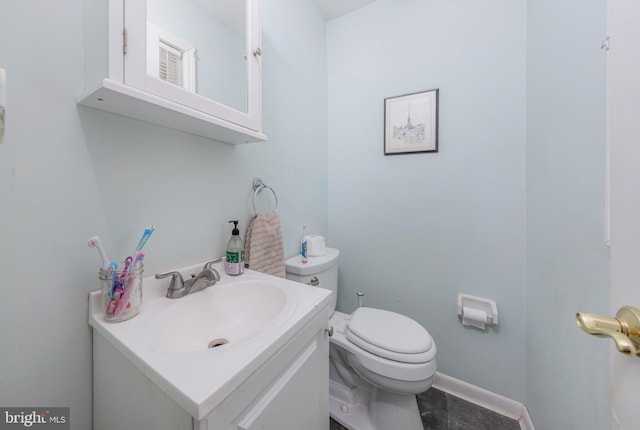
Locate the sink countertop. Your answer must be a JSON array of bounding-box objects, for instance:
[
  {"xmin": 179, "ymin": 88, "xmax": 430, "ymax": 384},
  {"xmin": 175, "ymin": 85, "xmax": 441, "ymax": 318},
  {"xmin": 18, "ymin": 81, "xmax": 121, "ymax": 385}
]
[{"xmin": 88, "ymin": 260, "xmax": 332, "ymax": 420}]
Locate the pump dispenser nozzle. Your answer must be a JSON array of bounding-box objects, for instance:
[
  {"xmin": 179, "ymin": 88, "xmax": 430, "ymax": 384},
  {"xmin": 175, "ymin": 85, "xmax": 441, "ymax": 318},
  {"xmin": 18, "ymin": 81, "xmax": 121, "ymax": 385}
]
[{"xmin": 229, "ymin": 220, "xmax": 240, "ymax": 235}]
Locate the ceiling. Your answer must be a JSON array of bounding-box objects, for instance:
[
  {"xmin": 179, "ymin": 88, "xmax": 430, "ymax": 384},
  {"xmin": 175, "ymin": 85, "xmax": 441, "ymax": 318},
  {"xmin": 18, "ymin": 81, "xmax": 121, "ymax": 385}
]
[
  {"xmin": 186, "ymin": 0, "xmax": 379, "ymax": 35},
  {"xmin": 315, "ymin": 0, "xmax": 379, "ymax": 21}
]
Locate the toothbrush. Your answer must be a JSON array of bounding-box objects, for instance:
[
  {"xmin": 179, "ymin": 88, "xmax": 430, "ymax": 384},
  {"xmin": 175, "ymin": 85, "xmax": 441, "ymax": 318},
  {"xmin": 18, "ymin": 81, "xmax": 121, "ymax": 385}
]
[
  {"xmin": 113, "ymin": 253, "xmax": 145, "ymax": 317},
  {"xmin": 117, "ymin": 256, "xmax": 133, "ymax": 289},
  {"xmin": 106, "ymin": 256, "xmax": 132, "ymax": 317},
  {"xmin": 112, "ymin": 256, "xmax": 132, "ymax": 301},
  {"xmin": 106, "ymin": 262, "xmax": 118, "ymax": 297},
  {"xmin": 132, "ymin": 225, "xmax": 155, "ymax": 256},
  {"xmin": 301, "ymin": 224, "xmax": 308, "ymax": 264},
  {"xmin": 88, "ymin": 236, "xmax": 111, "ymax": 270}
]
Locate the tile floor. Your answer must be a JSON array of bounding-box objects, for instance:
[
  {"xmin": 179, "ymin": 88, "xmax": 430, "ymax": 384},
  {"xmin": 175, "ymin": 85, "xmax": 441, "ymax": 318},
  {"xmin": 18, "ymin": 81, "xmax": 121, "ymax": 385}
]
[{"xmin": 329, "ymin": 388, "xmax": 521, "ymax": 430}]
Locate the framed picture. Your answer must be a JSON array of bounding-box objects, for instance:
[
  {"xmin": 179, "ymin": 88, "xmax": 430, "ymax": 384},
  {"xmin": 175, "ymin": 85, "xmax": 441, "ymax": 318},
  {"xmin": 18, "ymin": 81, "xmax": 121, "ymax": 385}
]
[{"xmin": 384, "ymin": 88, "xmax": 439, "ymax": 155}]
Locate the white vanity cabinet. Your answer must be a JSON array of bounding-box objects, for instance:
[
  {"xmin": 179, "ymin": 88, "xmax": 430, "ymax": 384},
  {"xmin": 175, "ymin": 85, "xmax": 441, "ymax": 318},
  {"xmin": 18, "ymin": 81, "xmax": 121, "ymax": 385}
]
[
  {"xmin": 198, "ymin": 310, "xmax": 329, "ymax": 430},
  {"xmin": 92, "ymin": 300, "xmax": 330, "ymax": 430},
  {"xmin": 78, "ymin": 0, "xmax": 266, "ymax": 144}
]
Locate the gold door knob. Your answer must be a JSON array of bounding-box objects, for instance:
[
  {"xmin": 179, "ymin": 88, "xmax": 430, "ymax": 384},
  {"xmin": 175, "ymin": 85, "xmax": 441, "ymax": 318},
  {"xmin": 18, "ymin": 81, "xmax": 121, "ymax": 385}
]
[{"xmin": 576, "ymin": 306, "xmax": 640, "ymax": 356}]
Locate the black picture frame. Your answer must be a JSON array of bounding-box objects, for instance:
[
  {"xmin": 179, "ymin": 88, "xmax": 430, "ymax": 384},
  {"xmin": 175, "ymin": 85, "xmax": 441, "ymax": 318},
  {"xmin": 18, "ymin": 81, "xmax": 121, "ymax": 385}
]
[{"xmin": 384, "ymin": 88, "xmax": 439, "ymax": 155}]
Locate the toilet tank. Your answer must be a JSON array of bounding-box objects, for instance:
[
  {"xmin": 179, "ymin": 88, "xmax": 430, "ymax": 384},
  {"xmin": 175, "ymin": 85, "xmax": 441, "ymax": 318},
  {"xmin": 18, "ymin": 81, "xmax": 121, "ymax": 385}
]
[{"xmin": 285, "ymin": 248, "xmax": 339, "ymax": 315}]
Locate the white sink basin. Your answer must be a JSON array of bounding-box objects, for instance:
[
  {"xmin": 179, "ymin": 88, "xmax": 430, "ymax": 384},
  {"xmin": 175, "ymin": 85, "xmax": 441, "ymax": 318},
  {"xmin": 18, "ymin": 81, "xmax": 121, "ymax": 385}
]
[{"xmin": 147, "ymin": 280, "xmax": 287, "ymax": 352}]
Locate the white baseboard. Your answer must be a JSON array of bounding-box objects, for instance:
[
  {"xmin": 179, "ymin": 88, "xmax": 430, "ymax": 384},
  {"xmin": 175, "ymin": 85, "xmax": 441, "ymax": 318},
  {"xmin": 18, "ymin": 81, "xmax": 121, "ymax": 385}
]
[{"xmin": 432, "ymin": 372, "xmax": 535, "ymax": 430}]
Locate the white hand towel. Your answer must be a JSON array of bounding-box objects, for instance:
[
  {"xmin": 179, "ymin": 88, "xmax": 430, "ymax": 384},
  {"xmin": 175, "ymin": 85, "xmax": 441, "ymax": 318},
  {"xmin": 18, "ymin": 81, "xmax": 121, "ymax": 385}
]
[{"xmin": 245, "ymin": 213, "xmax": 285, "ymax": 278}]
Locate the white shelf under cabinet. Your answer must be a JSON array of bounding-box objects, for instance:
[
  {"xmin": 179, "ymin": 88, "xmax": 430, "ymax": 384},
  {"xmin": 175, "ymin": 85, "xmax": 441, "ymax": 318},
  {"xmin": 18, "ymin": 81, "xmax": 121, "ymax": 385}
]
[{"xmin": 77, "ymin": 79, "xmax": 266, "ymax": 145}]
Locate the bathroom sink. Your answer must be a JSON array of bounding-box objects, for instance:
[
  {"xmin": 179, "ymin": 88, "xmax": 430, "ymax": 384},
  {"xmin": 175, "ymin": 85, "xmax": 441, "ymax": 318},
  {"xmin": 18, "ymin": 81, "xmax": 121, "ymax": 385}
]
[
  {"xmin": 88, "ymin": 260, "xmax": 332, "ymax": 419},
  {"xmin": 147, "ymin": 280, "xmax": 287, "ymax": 352}
]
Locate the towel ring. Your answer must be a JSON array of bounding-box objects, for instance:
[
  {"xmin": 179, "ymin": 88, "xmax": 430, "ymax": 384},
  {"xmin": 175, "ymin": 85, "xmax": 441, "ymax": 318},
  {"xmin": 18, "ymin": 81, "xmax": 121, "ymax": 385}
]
[{"xmin": 252, "ymin": 178, "xmax": 278, "ymax": 214}]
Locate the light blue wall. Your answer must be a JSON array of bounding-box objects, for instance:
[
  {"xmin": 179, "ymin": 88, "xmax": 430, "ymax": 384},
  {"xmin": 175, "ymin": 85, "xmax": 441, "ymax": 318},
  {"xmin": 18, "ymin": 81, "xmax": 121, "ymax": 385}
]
[
  {"xmin": 0, "ymin": 0, "xmax": 327, "ymax": 428},
  {"xmin": 327, "ymin": 0, "xmax": 609, "ymax": 425},
  {"xmin": 526, "ymin": 0, "xmax": 609, "ymax": 428},
  {"xmin": 327, "ymin": 0, "xmax": 528, "ymax": 402}
]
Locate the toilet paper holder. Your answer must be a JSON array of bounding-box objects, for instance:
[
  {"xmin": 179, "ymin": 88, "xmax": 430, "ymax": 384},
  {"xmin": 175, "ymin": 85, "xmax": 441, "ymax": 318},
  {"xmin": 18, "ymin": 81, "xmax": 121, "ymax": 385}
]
[{"xmin": 457, "ymin": 294, "xmax": 499, "ymax": 326}]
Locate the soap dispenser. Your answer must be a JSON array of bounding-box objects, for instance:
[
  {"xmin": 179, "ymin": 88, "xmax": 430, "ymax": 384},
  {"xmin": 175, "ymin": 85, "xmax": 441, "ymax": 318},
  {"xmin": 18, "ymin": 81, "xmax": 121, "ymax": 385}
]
[{"xmin": 225, "ymin": 220, "xmax": 245, "ymax": 276}]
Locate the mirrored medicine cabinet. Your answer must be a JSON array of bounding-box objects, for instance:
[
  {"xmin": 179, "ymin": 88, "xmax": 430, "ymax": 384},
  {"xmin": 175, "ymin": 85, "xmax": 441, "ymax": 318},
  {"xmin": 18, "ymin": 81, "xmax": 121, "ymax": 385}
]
[{"xmin": 78, "ymin": 0, "xmax": 265, "ymax": 144}]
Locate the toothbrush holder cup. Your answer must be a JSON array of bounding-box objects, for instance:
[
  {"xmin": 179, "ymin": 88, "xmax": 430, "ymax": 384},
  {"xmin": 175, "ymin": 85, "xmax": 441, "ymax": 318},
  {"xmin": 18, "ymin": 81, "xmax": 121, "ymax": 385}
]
[{"xmin": 99, "ymin": 261, "xmax": 143, "ymax": 322}]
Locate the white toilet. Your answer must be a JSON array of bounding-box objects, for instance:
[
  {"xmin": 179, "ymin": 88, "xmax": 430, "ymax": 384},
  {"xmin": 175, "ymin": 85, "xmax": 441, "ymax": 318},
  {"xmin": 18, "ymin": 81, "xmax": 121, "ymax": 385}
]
[{"xmin": 285, "ymin": 248, "xmax": 437, "ymax": 430}]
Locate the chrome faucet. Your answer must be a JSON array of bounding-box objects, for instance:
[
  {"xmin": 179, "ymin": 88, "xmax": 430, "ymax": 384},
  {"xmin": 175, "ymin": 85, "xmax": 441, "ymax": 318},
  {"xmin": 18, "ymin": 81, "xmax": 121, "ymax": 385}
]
[{"xmin": 155, "ymin": 258, "xmax": 222, "ymax": 299}]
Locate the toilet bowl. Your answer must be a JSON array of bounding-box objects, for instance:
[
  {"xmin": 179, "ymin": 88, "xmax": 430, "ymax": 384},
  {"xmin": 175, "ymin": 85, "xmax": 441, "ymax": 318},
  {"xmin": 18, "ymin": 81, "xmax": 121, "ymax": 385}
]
[
  {"xmin": 328, "ymin": 309, "xmax": 436, "ymax": 430},
  {"xmin": 285, "ymin": 248, "xmax": 437, "ymax": 430}
]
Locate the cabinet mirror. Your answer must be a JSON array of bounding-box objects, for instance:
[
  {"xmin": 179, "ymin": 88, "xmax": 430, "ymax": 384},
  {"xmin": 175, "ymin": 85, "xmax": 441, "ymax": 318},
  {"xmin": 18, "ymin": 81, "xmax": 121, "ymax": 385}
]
[
  {"xmin": 124, "ymin": 0, "xmax": 262, "ymax": 131},
  {"xmin": 78, "ymin": 0, "xmax": 264, "ymax": 143},
  {"xmin": 146, "ymin": 0, "xmax": 247, "ymax": 114}
]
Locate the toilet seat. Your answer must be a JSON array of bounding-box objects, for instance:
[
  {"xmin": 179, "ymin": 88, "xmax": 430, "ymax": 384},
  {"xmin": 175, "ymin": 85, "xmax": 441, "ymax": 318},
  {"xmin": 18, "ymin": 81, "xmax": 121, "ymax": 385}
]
[
  {"xmin": 330, "ymin": 310, "xmax": 437, "ymax": 386},
  {"xmin": 346, "ymin": 308, "xmax": 435, "ymax": 364}
]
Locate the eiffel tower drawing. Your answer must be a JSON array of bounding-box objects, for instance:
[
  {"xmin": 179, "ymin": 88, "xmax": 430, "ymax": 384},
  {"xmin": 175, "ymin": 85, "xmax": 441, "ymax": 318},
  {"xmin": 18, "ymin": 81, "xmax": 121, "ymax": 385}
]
[{"xmin": 392, "ymin": 104, "xmax": 425, "ymax": 145}]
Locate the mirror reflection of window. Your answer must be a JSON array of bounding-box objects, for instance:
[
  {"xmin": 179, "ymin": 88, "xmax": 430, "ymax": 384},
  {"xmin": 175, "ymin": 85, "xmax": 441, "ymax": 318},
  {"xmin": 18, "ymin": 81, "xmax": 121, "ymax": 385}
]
[
  {"xmin": 159, "ymin": 44, "xmax": 183, "ymax": 87},
  {"xmin": 148, "ymin": 26, "xmax": 196, "ymax": 92},
  {"xmin": 147, "ymin": 0, "xmax": 248, "ymax": 113}
]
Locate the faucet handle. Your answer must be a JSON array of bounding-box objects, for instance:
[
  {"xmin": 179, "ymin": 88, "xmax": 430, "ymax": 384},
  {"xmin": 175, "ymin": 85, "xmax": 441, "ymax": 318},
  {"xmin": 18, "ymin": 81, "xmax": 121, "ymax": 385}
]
[
  {"xmin": 155, "ymin": 271, "xmax": 184, "ymax": 292},
  {"xmin": 203, "ymin": 257, "xmax": 223, "ymax": 271}
]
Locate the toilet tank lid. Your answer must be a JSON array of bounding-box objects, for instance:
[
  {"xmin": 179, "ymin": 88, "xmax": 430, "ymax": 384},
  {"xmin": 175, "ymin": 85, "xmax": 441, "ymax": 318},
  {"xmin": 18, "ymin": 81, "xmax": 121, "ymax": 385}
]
[{"xmin": 285, "ymin": 248, "xmax": 339, "ymax": 276}]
